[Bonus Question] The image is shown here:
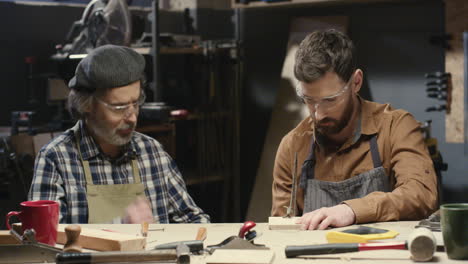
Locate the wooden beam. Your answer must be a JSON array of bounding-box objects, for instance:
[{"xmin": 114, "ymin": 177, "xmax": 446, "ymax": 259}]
[{"xmin": 445, "ymin": 0, "xmax": 467, "ymax": 143}]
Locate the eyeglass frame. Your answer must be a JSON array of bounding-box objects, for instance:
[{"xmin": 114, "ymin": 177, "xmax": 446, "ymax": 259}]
[
  {"xmin": 297, "ymin": 76, "xmax": 353, "ymax": 110},
  {"xmin": 95, "ymin": 92, "xmax": 146, "ymax": 118}
]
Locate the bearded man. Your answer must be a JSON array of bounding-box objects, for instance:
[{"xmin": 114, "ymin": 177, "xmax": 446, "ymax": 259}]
[
  {"xmin": 271, "ymin": 30, "xmax": 437, "ymax": 229},
  {"xmin": 29, "ymin": 45, "xmax": 210, "ymax": 224}
]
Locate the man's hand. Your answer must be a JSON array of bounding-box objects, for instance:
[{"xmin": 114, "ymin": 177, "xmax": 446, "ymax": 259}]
[
  {"xmin": 123, "ymin": 196, "xmax": 155, "ymax": 224},
  {"xmin": 296, "ymin": 204, "xmax": 356, "ymax": 230}
]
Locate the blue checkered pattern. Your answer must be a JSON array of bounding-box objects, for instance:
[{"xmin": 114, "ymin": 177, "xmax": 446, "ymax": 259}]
[{"xmin": 28, "ymin": 121, "xmax": 210, "ymax": 224}]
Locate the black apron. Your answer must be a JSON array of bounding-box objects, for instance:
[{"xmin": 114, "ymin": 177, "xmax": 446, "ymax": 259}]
[{"xmin": 300, "ymin": 135, "xmax": 390, "ymax": 213}]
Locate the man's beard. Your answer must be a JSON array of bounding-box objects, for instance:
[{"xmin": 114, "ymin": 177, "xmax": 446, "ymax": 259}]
[
  {"xmin": 88, "ymin": 118, "xmax": 136, "ymax": 146},
  {"xmin": 315, "ymin": 100, "xmax": 353, "ymax": 136}
]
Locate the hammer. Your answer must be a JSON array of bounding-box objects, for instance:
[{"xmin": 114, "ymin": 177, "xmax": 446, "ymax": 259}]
[{"xmin": 285, "ymin": 227, "xmax": 436, "ymax": 262}]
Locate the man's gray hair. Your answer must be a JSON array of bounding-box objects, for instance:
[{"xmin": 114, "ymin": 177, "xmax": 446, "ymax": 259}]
[{"xmin": 67, "ymin": 89, "xmax": 94, "ymax": 120}]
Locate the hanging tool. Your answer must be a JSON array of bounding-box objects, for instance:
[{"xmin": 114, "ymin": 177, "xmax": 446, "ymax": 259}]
[
  {"xmin": 326, "ymin": 226, "xmax": 399, "ymax": 243},
  {"xmin": 284, "ymin": 152, "xmax": 298, "ymax": 218},
  {"xmin": 286, "ymin": 227, "xmax": 436, "ymax": 262},
  {"xmin": 424, "ymin": 71, "xmax": 452, "ymax": 113},
  {"xmin": 0, "ymin": 228, "xmax": 62, "ymax": 264}
]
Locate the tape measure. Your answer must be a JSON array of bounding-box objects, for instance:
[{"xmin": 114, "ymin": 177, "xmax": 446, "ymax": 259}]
[{"xmin": 326, "ymin": 226, "xmax": 399, "ymax": 243}]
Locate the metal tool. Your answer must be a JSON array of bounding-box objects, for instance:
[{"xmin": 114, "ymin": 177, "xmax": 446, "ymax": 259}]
[
  {"xmin": 326, "ymin": 226, "xmax": 399, "ymax": 243},
  {"xmin": 426, "ymin": 84, "xmax": 447, "ymax": 92},
  {"xmin": 207, "ymin": 221, "xmax": 268, "ymax": 253},
  {"xmin": 154, "ymin": 240, "xmax": 204, "ymax": 253},
  {"xmin": 0, "ymin": 228, "xmax": 62, "ymax": 264},
  {"xmin": 415, "ymin": 210, "xmax": 441, "ymax": 232},
  {"xmin": 424, "ymin": 71, "xmax": 452, "ymax": 113},
  {"xmin": 287, "ymin": 227, "xmax": 436, "ymax": 262},
  {"xmin": 284, "ymin": 152, "xmax": 298, "ymax": 218}
]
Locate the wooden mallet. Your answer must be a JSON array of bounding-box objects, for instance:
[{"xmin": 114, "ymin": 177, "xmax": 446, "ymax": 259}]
[{"xmin": 286, "ymin": 227, "xmax": 436, "ymax": 262}]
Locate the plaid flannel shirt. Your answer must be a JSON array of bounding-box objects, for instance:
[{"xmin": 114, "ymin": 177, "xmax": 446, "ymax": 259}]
[{"xmin": 28, "ymin": 120, "xmax": 210, "ymax": 224}]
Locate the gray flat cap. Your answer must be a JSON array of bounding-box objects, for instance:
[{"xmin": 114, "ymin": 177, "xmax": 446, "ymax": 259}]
[{"xmin": 68, "ymin": 45, "xmax": 145, "ymax": 92}]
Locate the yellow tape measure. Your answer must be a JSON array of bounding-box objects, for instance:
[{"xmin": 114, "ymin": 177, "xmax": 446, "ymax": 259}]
[{"xmin": 326, "ymin": 226, "xmax": 399, "ymax": 243}]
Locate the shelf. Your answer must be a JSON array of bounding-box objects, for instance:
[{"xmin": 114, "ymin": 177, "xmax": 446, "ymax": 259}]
[
  {"xmin": 231, "ymin": 0, "xmax": 421, "ymax": 8},
  {"xmin": 50, "ymin": 46, "xmax": 204, "ymax": 61},
  {"xmin": 133, "ymin": 46, "xmax": 203, "ymax": 55}
]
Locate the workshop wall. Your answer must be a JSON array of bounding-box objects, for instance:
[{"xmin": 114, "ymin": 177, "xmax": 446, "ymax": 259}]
[
  {"xmin": 240, "ymin": 0, "xmax": 468, "ymax": 220},
  {"xmin": 0, "ymin": 1, "xmax": 235, "ymax": 226}
]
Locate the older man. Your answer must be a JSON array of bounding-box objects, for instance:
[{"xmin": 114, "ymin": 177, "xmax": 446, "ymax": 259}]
[
  {"xmin": 29, "ymin": 45, "xmax": 210, "ymax": 224},
  {"xmin": 272, "ymin": 30, "xmax": 437, "ymax": 229}
]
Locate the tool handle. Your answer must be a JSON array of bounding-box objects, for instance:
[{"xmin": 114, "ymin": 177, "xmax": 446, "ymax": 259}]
[
  {"xmin": 285, "ymin": 243, "xmax": 359, "ymax": 258},
  {"xmin": 358, "ymin": 241, "xmax": 406, "ymax": 251},
  {"xmin": 239, "ymin": 221, "xmax": 256, "ymax": 238},
  {"xmin": 56, "ymin": 250, "xmax": 177, "ymax": 264},
  {"xmin": 196, "ymin": 227, "xmax": 207, "ymax": 241},
  {"xmin": 64, "ymin": 225, "xmax": 82, "ymax": 253}
]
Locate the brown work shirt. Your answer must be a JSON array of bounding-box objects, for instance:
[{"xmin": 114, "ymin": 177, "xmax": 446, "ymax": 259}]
[{"xmin": 271, "ymin": 98, "xmax": 438, "ymax": 223}]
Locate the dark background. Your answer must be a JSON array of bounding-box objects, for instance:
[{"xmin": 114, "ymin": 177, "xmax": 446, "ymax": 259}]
[{"xmin": 0, "ymin": 0, "xmax": 466, "ymax": 224}]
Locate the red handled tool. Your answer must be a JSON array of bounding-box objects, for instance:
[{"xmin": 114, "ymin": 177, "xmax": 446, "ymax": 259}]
[
  {"xmin": 238, "ymin": 221, "xmax": 256, "ymax": 240},
  {"xmin": 286, "ymin": 241, "xmax": 407, "ymax": 258}
]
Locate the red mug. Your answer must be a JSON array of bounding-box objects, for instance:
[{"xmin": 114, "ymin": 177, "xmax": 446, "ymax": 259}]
[{"xmin": 6, "ymin": 200, "xmax": 59, "ymax": 246}]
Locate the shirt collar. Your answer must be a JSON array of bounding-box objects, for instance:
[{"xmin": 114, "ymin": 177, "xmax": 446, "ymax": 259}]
[
  {"xmin": 75, "ymin": 120, "xmax": 140, "ymax": 161},
  {"xmin": 359, "ymin": 95, "xmax": 378, "ymax": 136}
]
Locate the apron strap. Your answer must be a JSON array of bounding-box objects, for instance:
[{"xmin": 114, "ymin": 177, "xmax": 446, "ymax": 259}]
[
  {"xmin": 75, "ymin": 128, "xmax": 141, "ymax": 185},
  {"xmin": 132, "ymin": 159, "xmax": 141, "ymax": 184},
  {"xmin": 75, "ymin": 131, "xmax": 94, "ymax": 184},
  {"xmin": 369, "ymin": 135, "xmax": 382, "ymax": 168},
  {"xmin": 300, "ymin": 140, "xmax": 315, "ymax": 189}
]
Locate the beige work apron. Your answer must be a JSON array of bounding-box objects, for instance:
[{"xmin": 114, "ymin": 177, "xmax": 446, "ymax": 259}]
[{"xmin": 76, "ymin": 134, "xmax": 146, "ymax": 223}]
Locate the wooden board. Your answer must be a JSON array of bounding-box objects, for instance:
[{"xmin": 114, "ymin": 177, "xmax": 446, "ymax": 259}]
[
  {"xmin": 11, "ymin": 223, "xmax": 146, "ymax": 251},
  {"xmin": 57, "ymin": 225, "xmax": 146, "ymax": 251},
  {"xmin": 445, "ymin": 0, "xmax": 467, "ymax": 143},
  {"xmin": 268, "ymin": 217, "xmax": 301, "ymax": 230},
  {"xmin": 206, "ymin": 249, "xmax": 275, "ymax": 264},
  {"xmin": 0, "ymin": 231, "xmax": 20, "ymax": 244}
]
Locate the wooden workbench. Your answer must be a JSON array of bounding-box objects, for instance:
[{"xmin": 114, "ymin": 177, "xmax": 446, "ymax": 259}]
[{"xmin": 76, "ymin": 221, "xmax": 457, "ymax": 264}]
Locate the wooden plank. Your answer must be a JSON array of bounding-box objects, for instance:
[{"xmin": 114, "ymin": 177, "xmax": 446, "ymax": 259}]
[
  {"xmin": 206, "ymin": 249, "xmax": 275, "ymax": 264},
  {"xmin": 445, "ymin": 0, "xmax": 468, "ymax": 143},
  {"xmin": 57, "ymin": 225, "xmax": 146, "ymax": 251},
  {"xmin": 0, "ymin": 231, "xmax": 20, "ymax": 245},
  {"xmin": 268, "ymin": 217, "xmax": 301, "ymax": 230},
  {"xmin": 11, "ymin": 224, "xmax": 145, "ymax": 251}
]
